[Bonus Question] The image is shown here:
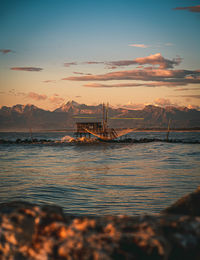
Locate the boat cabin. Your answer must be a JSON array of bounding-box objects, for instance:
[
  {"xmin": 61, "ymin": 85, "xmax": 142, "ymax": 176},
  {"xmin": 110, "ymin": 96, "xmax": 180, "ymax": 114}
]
[{"xmin": 75, "ymin": 122, "xmax": 103, "ymax": 138}]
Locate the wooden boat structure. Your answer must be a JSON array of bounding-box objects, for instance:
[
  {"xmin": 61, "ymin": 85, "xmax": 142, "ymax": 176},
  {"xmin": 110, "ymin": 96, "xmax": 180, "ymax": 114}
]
[{"xmin": 73, "ymin": 103, "xmax": 143, "ymax": 141}]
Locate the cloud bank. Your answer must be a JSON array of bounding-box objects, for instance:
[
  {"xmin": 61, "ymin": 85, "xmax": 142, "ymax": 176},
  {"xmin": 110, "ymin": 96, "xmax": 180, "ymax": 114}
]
[
  {"xmin": 63, "ymin": 53, "xmax": 181, "ymax": 70},
  {"xmin": 62, "ymin": 53, "xmax": 200, "ymax": 90},
  {"xmin": 63, "ymin": 68, "xmax": 200, "ymax": 86}
]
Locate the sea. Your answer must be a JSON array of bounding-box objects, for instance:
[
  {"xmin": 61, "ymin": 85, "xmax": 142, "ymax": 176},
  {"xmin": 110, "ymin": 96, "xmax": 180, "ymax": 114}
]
[{"xmin": 0, "ymin": 131, "xmax": 200, "ymax": 216}]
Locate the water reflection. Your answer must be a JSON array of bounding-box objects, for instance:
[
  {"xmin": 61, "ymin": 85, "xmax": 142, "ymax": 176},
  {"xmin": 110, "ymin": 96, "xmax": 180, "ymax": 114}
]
[{"xmin": 0, "ymin": 132, "xmax": 200, "ymax": 215}]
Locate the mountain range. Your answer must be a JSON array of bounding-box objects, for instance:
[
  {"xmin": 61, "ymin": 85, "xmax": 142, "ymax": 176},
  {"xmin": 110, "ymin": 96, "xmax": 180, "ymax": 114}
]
[{"xmin": 0, "ymin": 101, "xmax": 200, "ymax": 131}]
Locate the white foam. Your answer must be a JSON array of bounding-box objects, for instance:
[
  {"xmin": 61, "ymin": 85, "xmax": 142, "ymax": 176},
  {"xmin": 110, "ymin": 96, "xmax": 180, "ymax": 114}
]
[{"xmin": 61, "ymin": 135, "xmax": 74, "ymax": 142}]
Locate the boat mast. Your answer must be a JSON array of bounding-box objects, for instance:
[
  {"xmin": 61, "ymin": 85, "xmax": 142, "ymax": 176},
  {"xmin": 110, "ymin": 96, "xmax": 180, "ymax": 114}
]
[
  {"xmin": 166, "ymin": 119, "xmax": 171, "ymax": 141},
  {"xmin": 105, "ymin": 102, "xmax": 109, "ymax": 129},
  {"xmin": 102, "ymin": 102, "xmax": 109, "ymax": 137},
  {"xmin": 102, "ymin": 103, "xmax": 105, "ymax": 132}
]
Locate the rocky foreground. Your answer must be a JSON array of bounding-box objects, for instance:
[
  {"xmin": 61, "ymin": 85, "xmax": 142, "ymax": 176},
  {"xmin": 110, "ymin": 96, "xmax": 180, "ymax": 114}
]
[{"xmin": 0, "ymin": 188, "xmax": 200, "ymax": 260}]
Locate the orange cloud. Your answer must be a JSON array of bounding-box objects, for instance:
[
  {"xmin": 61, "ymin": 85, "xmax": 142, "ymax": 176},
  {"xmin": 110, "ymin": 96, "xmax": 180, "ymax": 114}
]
[
  {"xmin": 62, "ymin": 54, "xmax": 181, "ymax": 70},
  {"xmin": 11, "ymin": 67, "xmax": 43, "ymax": 72},
  {"xmin": 128, "ymin": 44, "xmax": 149, "ymax": 48},
  {"xmin": 120, "ymin": 102, "xmax": 146, "ymax": 110},
  {"xmin": 27, "ymin": 92, "xmax": 47, "ymax": 100},
  {"xmin": 49, "ymin": 95, "xmax": 64, "ymax": 103},
  {"xmin": 134, "ymin": 53, "xmax": 182, "ymax": 69},
  {"xmin": 63, "ymin": 68, "xmax": 200, "ymax": 85},
  {"xmin": 173, "ymin": 5, "xmax": 200, "ymax": 12},
  {"xmin": 84, "ymin": 83, "xmax": 142, "ymax": 88},
  {"xmin": 104, "ymin": 53, "xmax": 182, "ymax": 69},
  {"xmin": 154, "ymin": 98, "xmax": 173, "ymax": 107}
]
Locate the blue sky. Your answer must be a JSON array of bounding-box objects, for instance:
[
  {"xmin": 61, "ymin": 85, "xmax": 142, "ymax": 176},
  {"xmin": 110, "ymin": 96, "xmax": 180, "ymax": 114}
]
[{"xmin": 0, "ymin": 0, "xmax": 200, "ymax": 110}]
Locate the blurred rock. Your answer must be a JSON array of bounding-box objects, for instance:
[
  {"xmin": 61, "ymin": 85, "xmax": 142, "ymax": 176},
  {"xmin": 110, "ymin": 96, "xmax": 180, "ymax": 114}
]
[
  {"xmin": 163, "ymin": 186, "xmax": 200, "ymax": 216},
  {"xmin": 0, "ymin": 188, "xmax": 200, "ymax": 259}
]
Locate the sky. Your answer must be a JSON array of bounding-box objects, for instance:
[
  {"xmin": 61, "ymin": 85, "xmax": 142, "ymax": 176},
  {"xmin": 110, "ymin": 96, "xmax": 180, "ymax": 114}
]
[{"xmin": 0, "ymin": 0, "xmax": 200, "ymax": 111}]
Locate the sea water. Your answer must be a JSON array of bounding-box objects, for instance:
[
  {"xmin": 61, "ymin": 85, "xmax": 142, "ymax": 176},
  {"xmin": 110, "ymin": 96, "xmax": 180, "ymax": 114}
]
[{"xmin": 0, "ymin": 131, "xmax": 200, "ymax": 216}]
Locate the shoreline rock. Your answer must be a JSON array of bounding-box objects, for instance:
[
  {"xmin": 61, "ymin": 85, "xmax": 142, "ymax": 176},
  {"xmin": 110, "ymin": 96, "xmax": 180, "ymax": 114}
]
[
  {"xmin": 0, "ymin": 137, "xmax": 200, "ymax": 145},
  {"xmin": 0, "ymin": 188, "xmax": 200, "ymax": 259}
]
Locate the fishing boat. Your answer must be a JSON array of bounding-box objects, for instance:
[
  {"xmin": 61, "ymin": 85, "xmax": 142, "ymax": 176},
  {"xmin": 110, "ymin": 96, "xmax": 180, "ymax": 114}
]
[{"xmin": 74, "ymin": 103, "xmax": 142, "ymax": 141}]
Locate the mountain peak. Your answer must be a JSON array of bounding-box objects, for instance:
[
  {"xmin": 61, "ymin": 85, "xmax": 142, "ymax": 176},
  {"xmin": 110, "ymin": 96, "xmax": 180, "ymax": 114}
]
[
  {"xmin": 66, "ymin": 100, "xmax": 80, "ymax": 107},
  {"xmin": 11, "ymin": 104, "xmax": 40, "ymax": 113},
  {"xmin": 54, "ymin": 100, "xmax": 81, "ymax": 112},
  {"xmin": 144, "ymin": 105, "xmax": 161, "ymax": 111}
]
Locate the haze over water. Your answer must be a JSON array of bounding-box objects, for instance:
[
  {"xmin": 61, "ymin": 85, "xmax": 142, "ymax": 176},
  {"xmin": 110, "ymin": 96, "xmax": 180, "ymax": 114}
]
[{"xmin": 0, "ymin": 131, "xmax": 199, "ymax": 216}]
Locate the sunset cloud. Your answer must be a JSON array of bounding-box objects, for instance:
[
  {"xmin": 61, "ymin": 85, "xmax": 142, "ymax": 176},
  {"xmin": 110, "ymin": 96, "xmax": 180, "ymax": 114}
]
[
  {"xmin": 62, "ymin": 53, "xmax": 200, "ymax": 90},
  {"xmin": 105, "ymin": 53, "xmax": 182, "ymax": 69},
  {"xmin": 129, "ymin": 43, "xmax": 174, "ymax": 48},
  {"xmin": 133, "ymin": 53, "xmax": 182, "ymax": 69},
  {"xmin": 120, "ymin": 102, "xmax": 146, "ymax": 110},
  {"xmin": 6, "ymin": 89, "xmax": 65, "ymax": 105},
  {"xmin": 154, "ymin": 98, "xmax": 173, "ymax": 107},
  {"xmin": 173, "ymin": 5, "xmax": 200, "ymax": 12},
  {"xmin": 27, "ymin": 92, "xmax": 47, "ymax": 100},
  {"xmin": 11, "ymin": 67, "xmax": 43, "ymax": 72},
  {"xmin": 49, "ymin": 95, "xmax": 64, "ymax": 103},
  {"xmin": 0, "ymin": 49, "xmax": 13, "ymax": 54},
  {"xmin": 128, "ymin": 44, "xmax": 149, "ymax": 48},
  {"xmin": 84, "ymin": 83, "xmax": 142, "ymax": 88},
  {"xmin": 64, "ymin": 62, "xmax": 77, "ymax": 67},
  {"xmin": 62, "ymin": 54, "xmax": 182, "ymax": 70},
  {"xmin": 63, "ymin": 68, "xmax": 200, "ymax": 85},
  {"xmin": 84, "ymin": 81, "xmax": 186, "ymax": 88}
]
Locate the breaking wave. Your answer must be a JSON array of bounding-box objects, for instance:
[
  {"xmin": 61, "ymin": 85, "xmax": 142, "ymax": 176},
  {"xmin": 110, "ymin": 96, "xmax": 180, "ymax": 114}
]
[
  {"xmin": 60, "ymin": 135, "xmax": 99, "ymax": 143},
  {"xmin": 61, "ymin": 135, "xmax": 74, "ymax": 142}
]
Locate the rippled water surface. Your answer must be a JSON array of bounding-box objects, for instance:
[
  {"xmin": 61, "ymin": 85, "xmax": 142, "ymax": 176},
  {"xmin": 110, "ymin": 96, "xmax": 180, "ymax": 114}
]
[{"xmin": 0, "ymin": 131, "xmax": 200, "ymax": 215}]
